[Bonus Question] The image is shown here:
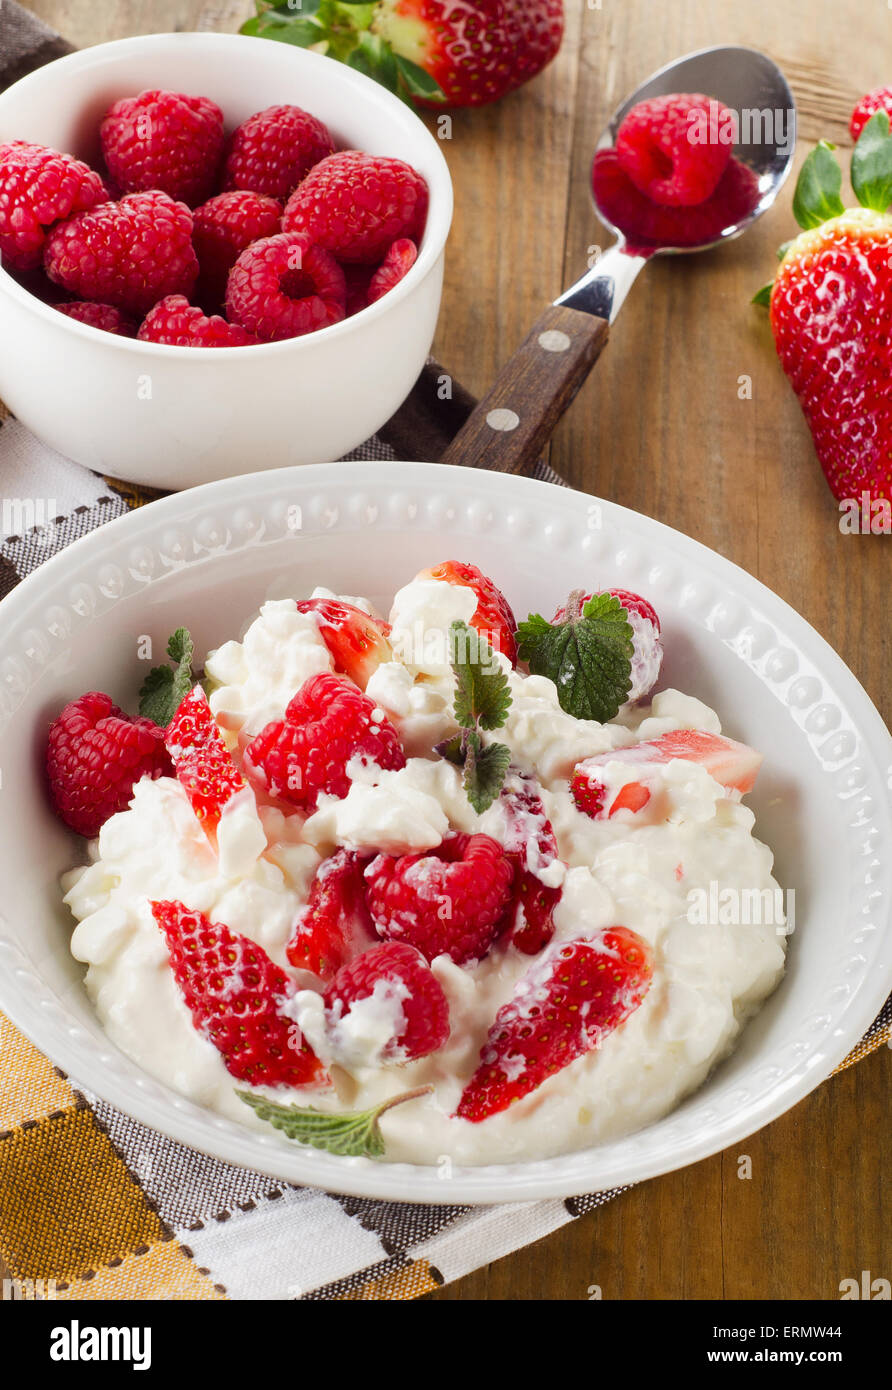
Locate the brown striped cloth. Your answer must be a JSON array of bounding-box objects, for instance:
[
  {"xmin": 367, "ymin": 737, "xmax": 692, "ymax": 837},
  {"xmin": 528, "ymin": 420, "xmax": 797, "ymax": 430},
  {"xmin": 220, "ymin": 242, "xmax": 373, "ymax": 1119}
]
[{"xmin": 1, "ymin": 1, "xmax": 890, "ymax": 1303}]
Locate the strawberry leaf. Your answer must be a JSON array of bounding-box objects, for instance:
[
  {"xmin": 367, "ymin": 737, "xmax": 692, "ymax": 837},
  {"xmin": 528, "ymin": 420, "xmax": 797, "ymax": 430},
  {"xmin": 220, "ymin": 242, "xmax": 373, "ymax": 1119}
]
[
  {"xmin": 852, "ymin": 110, "xmax": 892, "ymax": 212},
  {"xmin": 752, "ymin": 282, "xmax": 773, "ymax": 306},
  {"xmin": 463, "ymin": 734, "xmax": 512, "ymax": 814},
  {"xmin": 237, "ymin": 1085, "xmax": 432, "ymax": 1157},
  {"xmin": 394, "ymin": 54, "xmax": 446, "ymax": 102},
  {"xmin": 792, "ymin": 141, "xmax": 845, "ymax": 229},
  {"xmin": 516, "ymin": 593, "xmax": 633, "ymax": 723},
  {"xmin": 138, "ymin": 627, "xmax": 195, "ymax": 727}
]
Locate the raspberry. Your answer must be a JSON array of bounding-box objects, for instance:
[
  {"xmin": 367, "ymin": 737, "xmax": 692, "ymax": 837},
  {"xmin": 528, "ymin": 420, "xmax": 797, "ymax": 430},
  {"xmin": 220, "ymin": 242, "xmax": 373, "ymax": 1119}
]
[
  {"xmin": 415, "ymin": 560, "xmax": 518, "ymax": 663},
  {"xmin": 286, "ymin": 849, "xmax": 374, "ymax": 980},
  {"xmin": 55, "ymin": 301, "xmax": 136, "ymax": 335},
  {"xmin": 367, "ymin": 237, "xmax": 418, "ymax": 303},
  {"xmin": 151, "ymin": 900, "xmax": 325, "ymax": 1089},
  {"xmin": 225, "ymin": 231, "xmax": 346, "ymax": 341},
  {"xmin": 244, "ymin": 672, "xmax": 405, "ymax": 813},
  {"xmin": 850, "ymin": 88, "xmax": 892, "ymax": 142},
  {"xmin": 366, "ymin": 833, "xmax": 514, "ymax": 966},
  {"xmin": 44, "ymin": 190, "xmax": 198, "ymax": 317},
  {"xmin": 616, "ymin": 93, "xmax": 732, "ymax": 207},
  {"xmin": 322, "ymin": 942, "xmax": 450, "ymax": 1063},
  {"xmin": 222, "ymin": 104, "xmax": 334, "ymax": 201},
  {"xmin": 100, "ymin": 89, "xmax": 224, "ymax": 207},
  {"xmin": 46, "ymin": 691, "xmax": 172, "ymax": 837},
  {"xmin": 456, "ymin": 930, "xmax": 654, "ymax": 1121},
  {"xmin": 342, "ymin": 262, "xmax": 374, "ymax": 317},
  {"xmin": 192, "ymin": 190, "xmax": 282, "ymax": 305},
  {"xmin": 283, "ymin": 151, "xmax": 428, "ymax": 264},
  {"xmin": 553, "ymin": 587, "xmax": 662, "ymax": 702},
  {"xmin": 593, "ymin": 148, "xmax": 760, "ymax": 252},
  {"xmin": 0, "ymin": 141, "xmax": 107, "ymax": 272},
  {"xmin": 138, "ymin": 294, "xmax": 257, "ymax": 347}
]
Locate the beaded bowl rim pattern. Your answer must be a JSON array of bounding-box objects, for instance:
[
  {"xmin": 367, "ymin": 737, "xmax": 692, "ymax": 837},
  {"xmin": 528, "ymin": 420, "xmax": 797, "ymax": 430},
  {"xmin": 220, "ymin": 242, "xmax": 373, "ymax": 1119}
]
[{"xmin": 0, "ymin": 461, "xmax": 889, "ymax": 1204}]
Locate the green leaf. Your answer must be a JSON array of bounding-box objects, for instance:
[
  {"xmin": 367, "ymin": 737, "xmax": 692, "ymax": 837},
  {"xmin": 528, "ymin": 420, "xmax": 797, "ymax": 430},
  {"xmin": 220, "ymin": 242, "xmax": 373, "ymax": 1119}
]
[
  {"xmin": 516, "ymin": 592, "xmax": 633, "ymax": 723},
  {"xmin": 751, "ymin": 282, "xmax": 773, "ymax": 306},
  {"xmin": 463, "ymin": 734, "xmax": 512, "ymax": 814},
  {"xmin": 776, "ymin": 239, "xmax": 793, "ymax": 261},
  {"xmin": 138, "ymin": 626, "xmax": 195, "ymax": 727},
  {"xmin": 435, "ymin": 731, "xmax": 466, "ymax": 765},
  {"xmin": 237, "ymin": 1085, "xmax": 432, "ymax": 1158},
  {"xmin": 394, "ymin": 53, "xmax": 445, "ymax": 102},
  {"xmin": 450, "ymin": 620, "xmax": 511, "ymax": 731},
  {"xmin": 852, "ymin": 110, "xmax": 892, "ymax": 212},
  {"xmin": 792, "ymin": 141, "xmax": 845, "ymax": 229}
]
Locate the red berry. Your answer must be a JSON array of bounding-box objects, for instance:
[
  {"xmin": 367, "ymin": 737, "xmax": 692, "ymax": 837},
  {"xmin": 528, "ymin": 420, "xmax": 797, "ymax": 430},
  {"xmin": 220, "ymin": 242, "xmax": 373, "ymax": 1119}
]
[
  {"xmin": 414, "ymin": 560, "xmax": 518, "ymax": 663},
  {"xmin": 322, "ymin": 941, "xmax": 450, "ymax": 1062},
  {"xmin": 138, "ymin": 294, "xmax": 257, "ymax": 347},
  {"xmin": 165, "ymin": 686, "xmax": 246, "ymax": 841},
  {"xmin": 283, "ymin": 151, "xmax": 428, "ymax": 264},
  {"xmin": 225, "ymin": 231, "xmax": 346, "ymax": 341},
  {"xmin": 46, "ymin": 691, "xmax": 171, "ymax": 837},
  {"xmin": 553, "ymin": 587, "xmax": 662, "ymax": 702},
  {"xmin": 593, "ymin": 147, "xmax": 760, "ymax": 253},
  {"xmin": 850, "ymin": 88, "xmax": 892, "ymax": 142},
  {"xmin": 151, "ymin": 900, "xmax": 326, "ymax": 1088},
  {"xmin": 286, "ymin": 848, "xmax": 375, "ymax": 980},
  {"xmin": 244, "ymin": 672, "xmax": 405, "ymax": 813},
  {"xmin": 498, "ymin": 777, "xmax": 562, "ymax": 956},
  {"xmin": 192, "ymin": 190, "xmax": 282, "ymax": 305},
  {"xmin": 616, "ymin": 93, "xmax": 732, "ymax": 207},
  {"xmin": 0, "ymin": 141, "xmax": 107, "ymax": 272},
  {"xmin": 455, "ymin": 929, "xmax": 654, "ymax": 1122},
  {"xmin": 100, "ymin": 89, "xmax": 224, "ymax": 207},
  {"xmin": 295, "ymin": 598, "xmax": 392, "ymax": 690},
  {"xmin": 366, "ymin": 833, "xmax": 514, "ymax": 966},
  {"xmin": 222, "ymin": 104, "xmax": 334, "ymax": 201},
  {"xmin": 55, "ymin": 301, "xmax": 136, "ymax": 335},
  {"xmin": 571, "ymin": 728, "xmax": 763, "ymax": 820},
  {"xmin": 367, "ymin": 237, "xmax": 418, "ymax": 303},
  {"xmin": 44, "ymin": 190, "xmax": 198, "ymax": 317},
  {"xmin": 342, "ymin": 262, "xmax": 374, "ymax": 316}
]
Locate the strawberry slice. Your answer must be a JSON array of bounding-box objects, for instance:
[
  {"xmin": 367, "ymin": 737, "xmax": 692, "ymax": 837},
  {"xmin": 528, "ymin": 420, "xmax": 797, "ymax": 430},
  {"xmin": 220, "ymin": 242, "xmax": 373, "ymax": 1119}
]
[
  {"xmin": 296, "ymin": 597, "xmax": 393, "ymax": 690},
  {"xmin": 286, "ymin": 848, "xmax": 375, "ymax": 981},
  {"xmin": 415, "ymin": 560, "xmax": 517, "ymax": 664},
  {"xmin": 572, "ymin": 728, "xmax": 763, "ymax": 819},
  {"xmin": 456, "ymin": 928, "xmax": 653, "ymax": 1122},
  {"xmin": 151, "ymin": 899, "xmax": 326, "ymax": 1089},
  {"xmin": 499, "ymin": 776, "xmax": 563, "ymax": 955},
  {"xmin": 165, "ymin": 686, "xmax": 245, "ymax": 842}
]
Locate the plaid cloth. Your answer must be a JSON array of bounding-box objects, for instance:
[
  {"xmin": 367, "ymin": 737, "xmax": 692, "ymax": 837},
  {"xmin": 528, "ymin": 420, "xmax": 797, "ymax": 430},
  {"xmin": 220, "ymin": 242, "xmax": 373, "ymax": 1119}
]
[{"xmin": 1, "ymin": 0, "xmax": 890, "ymax": 1303}]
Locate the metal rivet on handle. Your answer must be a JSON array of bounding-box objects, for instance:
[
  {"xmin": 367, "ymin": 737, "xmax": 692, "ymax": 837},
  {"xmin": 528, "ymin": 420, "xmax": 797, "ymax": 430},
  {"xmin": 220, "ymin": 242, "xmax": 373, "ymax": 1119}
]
[
  {"xmin": 486, "ymin": 408, "xmax": 520, "ymax": 432},
  {"xmin": 538, "ymin": 330, "xmax": 571, "ymax": 353}
]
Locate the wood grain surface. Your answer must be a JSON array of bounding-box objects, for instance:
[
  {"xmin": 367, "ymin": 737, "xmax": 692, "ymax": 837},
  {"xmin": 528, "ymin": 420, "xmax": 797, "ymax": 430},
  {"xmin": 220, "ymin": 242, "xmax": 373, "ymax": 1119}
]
[{"xmin": 18, "ymin": 0, "xmax": 892, "ymax": 1302}]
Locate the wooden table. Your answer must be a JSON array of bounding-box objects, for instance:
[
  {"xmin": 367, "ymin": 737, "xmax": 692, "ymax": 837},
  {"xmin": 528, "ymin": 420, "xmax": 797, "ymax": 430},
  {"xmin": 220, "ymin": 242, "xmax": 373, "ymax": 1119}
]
[{"xmin": 23, "ymin": 0, "xmax": 891, "ymax": 1300}]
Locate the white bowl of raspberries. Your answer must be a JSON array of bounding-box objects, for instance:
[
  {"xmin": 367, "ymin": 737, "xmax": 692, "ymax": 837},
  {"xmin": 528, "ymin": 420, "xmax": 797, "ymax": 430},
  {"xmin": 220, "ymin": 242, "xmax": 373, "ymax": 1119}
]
[{"xmin": 0, "ymin": 32, "xmax": 452, "ymax": 488}]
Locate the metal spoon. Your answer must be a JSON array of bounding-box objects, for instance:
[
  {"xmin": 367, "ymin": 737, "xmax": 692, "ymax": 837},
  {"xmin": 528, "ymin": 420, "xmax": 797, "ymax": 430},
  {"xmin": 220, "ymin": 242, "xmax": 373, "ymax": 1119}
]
[{"xmin": 439, "ymin": 45, "xmax": 796, "ymax": 477}]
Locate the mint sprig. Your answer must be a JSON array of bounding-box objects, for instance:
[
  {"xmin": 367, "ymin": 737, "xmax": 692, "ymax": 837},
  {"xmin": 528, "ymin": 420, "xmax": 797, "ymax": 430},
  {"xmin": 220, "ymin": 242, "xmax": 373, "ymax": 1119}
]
[
  {"xmin": 436, "ymin": 620, "xmax": 512, "ymax": 813},
  {"xmin": 237, "ymin": 1085, "xmax": 433, "ymax": 1159},
  {"xmin": 138, "ymin": 627, "xmax": 195, "ymax": 727},
  {"xmin": 852, "ymin": 110, "xmax": 892, "ymax": 212},
  {"xmin": 515, "ymin": 591, "xmax": 633, "ymax": 723}
]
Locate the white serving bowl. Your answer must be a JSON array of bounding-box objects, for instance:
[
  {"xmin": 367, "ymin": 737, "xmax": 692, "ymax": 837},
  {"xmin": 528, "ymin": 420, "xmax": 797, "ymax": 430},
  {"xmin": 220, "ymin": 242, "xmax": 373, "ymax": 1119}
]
[
  {"xmin": 0, "ymin": 461, "xmax": 889, "ymax": 1203},
  {"xmin": 0, "ymin": 34, "xmax": 452, "ymax": 489}
]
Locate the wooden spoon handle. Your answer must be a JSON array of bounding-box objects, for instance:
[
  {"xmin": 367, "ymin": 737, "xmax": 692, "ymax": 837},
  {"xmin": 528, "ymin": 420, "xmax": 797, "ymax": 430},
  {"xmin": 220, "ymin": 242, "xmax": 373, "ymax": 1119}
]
[{"xmin": 437, "ymin": 303, "xmax": 609, "ymax": 476}]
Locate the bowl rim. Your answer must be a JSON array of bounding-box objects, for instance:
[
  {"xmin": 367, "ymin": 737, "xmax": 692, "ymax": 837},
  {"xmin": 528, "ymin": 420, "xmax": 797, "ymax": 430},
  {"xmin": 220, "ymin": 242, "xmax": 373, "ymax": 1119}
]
[
  {"xmin": 0, "ymin": 31, "xmax": 454, "ymax": 357},
  {"xmin": 0, "ymin": 460, "xmax": 890, "ymax": 1203}
]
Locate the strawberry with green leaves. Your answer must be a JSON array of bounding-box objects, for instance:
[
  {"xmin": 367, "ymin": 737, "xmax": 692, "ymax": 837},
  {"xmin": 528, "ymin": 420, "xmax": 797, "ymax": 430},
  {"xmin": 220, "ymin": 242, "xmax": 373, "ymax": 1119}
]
[{"xmin": 755, "ymin": 111, "xmax": 892, "ymax": 505}]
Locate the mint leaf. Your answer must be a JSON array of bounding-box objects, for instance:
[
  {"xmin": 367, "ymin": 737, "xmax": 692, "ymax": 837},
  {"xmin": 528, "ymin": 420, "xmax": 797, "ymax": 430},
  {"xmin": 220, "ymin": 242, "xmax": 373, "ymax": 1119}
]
[
  {"xmin": 516, "ymin": 592, "xmax": 633, "ymax": 723},
  {"xmin": 751, "ymin": 282, "xmax": 773, "ymax": 306},
  {"xmin": 237, "ymin": 1085, "xmax": 432, "ymax": 1158},
  {"xmin": 792, "ymin": 141, "xmax": 845, "ymax": 229},
  {"xmin": 450, "ymin": 620, "xmax": 511, "ymax": 731},
  {"xmin": 463, "ymin": 734, "xmax": 512, "ymax": 814},
  {"xmin": 852, "ymin": 110, "xmax": 892, "ymax": 212},
  {"xmin": 138, "ymin": 626, "xmax": 195, "ymax": 727}
]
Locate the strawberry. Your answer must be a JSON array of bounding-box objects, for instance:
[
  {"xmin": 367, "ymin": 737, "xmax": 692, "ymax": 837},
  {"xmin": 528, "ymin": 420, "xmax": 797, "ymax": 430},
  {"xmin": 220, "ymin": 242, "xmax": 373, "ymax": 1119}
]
[
  {"xmin": 295, "ymin": 598, "xmax": 392, "ymax": 690},
  {"xmin": 551, "ymin": 588, "xmax": 662, "ymax": 703},
  {"xmin": 456, "ymin": 928, "xmax": 653, "ymax": 1121},
  {"xmin": 241, "ymin": 0, "xmax": 564, "ymax": 109},
  {"xmin": 286, "ymin": 848, "xmax": 375, "ymax": 980},
  {"xmin": 572, "ymin": 728, "xmax": 762, "ymax": 820},
  {"xmin": 415, "ymin": 560, "xmax": 517, "ymax": 663},
  {"xmin": 151, "ymin": 900, "xmax": 326, "ymax": 1088},
  {"xmin": 165, "ymin": 686, "xmax": 245, "ymax": 841},
  {"xmin": 756, "ymin": 124, "xmax": 892, "ymax": 505},
  {"xmin": 498, "ymin": 775, "xmax": 562, "ymax": 955}
]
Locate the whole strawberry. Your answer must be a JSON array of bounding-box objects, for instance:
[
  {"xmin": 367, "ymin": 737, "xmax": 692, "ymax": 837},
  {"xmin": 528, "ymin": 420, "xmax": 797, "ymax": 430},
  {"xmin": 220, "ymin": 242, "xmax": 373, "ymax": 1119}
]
[
  {"xmin": 46, "ymin": 691, "xmax": 172, "ymax": 837},
  {"xmin": 44, "ymin": 190, "xmax": 199, "ymax": 317},
  {"xmin": 100, "ymin": 89, "xmax": 225, "ymax": 206},
  {"xmin": 242, "ymin": 0, "xmax": 564, "ymax": 108},
  {"xmin": 756, "ymin": 121, "xmax": 892, "ymax": 504}
]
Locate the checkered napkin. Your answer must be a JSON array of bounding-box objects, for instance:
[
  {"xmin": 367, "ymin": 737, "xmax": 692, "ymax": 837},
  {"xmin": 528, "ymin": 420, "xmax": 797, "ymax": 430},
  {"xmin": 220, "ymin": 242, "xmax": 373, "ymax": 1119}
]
[{"xmin": 1, "ymin": 2, "xmax": 890, "ymax": 1303}]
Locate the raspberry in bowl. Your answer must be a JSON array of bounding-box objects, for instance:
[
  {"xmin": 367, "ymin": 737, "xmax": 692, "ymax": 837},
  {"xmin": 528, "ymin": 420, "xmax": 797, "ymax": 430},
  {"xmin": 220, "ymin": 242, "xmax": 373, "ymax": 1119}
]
[{"xmin": 0, "ymin": 33, "xmax": 451, "ymax": 488}]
